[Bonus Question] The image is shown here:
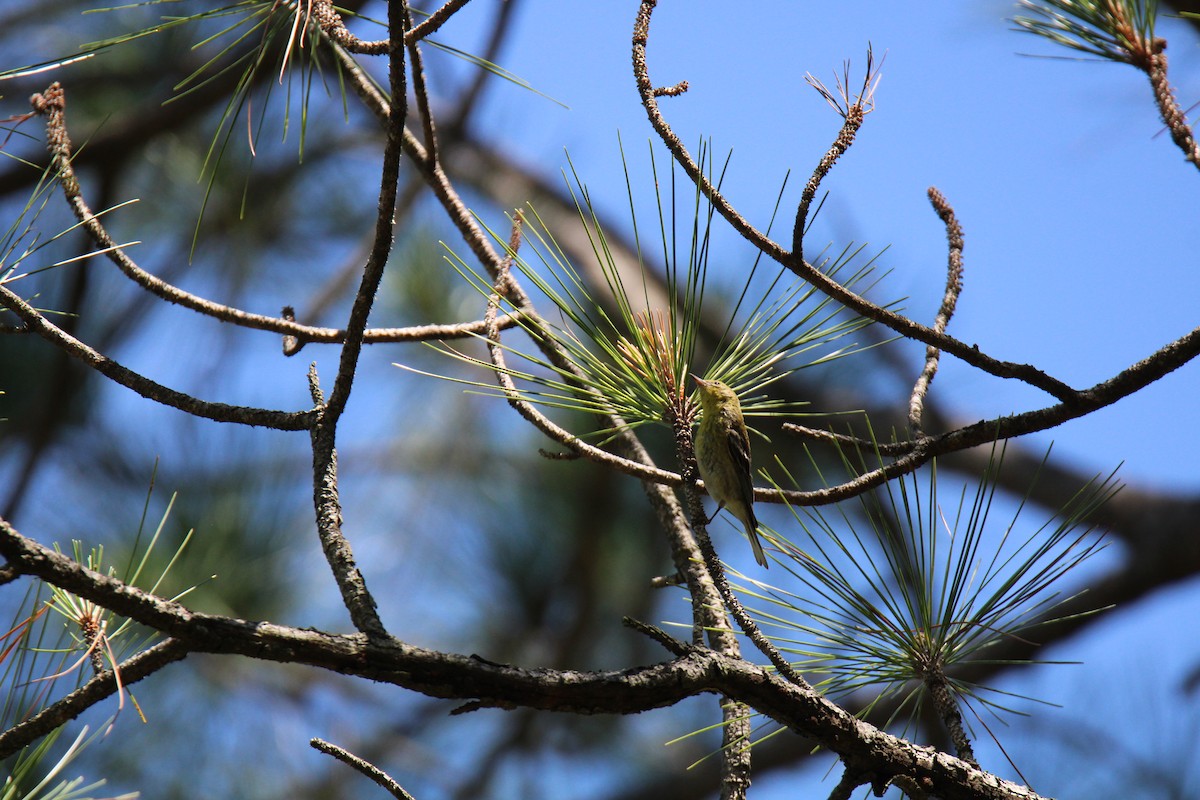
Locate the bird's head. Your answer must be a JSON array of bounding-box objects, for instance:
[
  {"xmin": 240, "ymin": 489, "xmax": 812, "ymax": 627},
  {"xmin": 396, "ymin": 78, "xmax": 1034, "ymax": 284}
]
[{"xmin": 691, "ymin": 374, "xmax": 740, "ymax": 412}]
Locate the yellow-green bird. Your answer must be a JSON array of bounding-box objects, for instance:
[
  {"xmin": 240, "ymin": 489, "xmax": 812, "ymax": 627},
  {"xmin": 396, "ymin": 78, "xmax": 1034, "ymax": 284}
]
[{"xmin": 691, "ymin": 375, "xmax": 768, "ymax": 568}]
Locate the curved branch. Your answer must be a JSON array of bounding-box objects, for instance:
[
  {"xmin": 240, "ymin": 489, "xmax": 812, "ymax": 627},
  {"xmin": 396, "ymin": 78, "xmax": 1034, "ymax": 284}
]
[
  {"xmin": 908, "ymin": 186, "xmax": 965, "ymax": 434},
  {"xmin": 27, "ymin": 84, "xmax": 317, "ymax": 339},
  {"xmin": 312, "ymin": 0, "xmax": 389, "ymax": 54},
  {"xmin": 1110, "ymin": 4, "xmax": 1200, "ymax": 170},
  {"xmin": 27, "ymin": 81, "xmax": 505, "ymax": 352},
  {"xmin": 631, "ymin": 1, "xmax": 1077, "ymax": 402},
  {"xmin": 482, "ymin": 344, "xmax": 681, "ymax": 485},
  {"xmin": 793, "ymin": 101, "xmax": 865, "ymax": 266},
  {"xmin": 478, "ymin": 229, "xmax": 682, "ymax": 491},
  {"xmin": 0, "ymin": 282, "xmax": 317, "ymax": 430},
  {"xmin": 780, "ymin": 318, "xmax": 1200, "ymax": 504},
  {"xmin": 311, "ymin": 739, "xmax": 416, "ymax": 800},
  {"xmin": 408, "ymin": 0, "xmax": 475, "ymax": 43},
  {"xmin": 1146, "ymin": 40, "xmax": 1200, "ymax": 167}
]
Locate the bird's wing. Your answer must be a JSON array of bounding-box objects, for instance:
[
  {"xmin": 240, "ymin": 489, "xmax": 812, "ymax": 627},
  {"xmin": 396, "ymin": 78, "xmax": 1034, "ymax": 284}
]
[{"xmin": 723, "ymin": 408, "xmax": 756, "ymax": 516}]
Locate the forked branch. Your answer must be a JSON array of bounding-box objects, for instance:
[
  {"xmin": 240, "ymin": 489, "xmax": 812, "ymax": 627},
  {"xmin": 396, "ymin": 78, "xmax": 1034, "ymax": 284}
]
[{"xmin": 632, "ymin": 0, "xmax": 1077, "ymax": 402}]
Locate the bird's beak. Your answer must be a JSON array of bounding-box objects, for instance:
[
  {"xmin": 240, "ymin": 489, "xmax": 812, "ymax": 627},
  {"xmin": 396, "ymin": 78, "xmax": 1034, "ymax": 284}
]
[{"xmin": 690, "ymin": 374, "xmax": 707, "ymax": 387}]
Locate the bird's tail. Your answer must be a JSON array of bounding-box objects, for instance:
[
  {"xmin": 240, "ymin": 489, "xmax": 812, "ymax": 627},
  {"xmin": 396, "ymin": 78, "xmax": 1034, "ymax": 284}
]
[{"xmin": 747, "ymin": 526, "xmax": 768, "ymax": 568}]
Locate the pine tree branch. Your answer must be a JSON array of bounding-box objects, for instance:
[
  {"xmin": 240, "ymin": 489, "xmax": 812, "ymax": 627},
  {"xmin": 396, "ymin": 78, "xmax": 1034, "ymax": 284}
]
[{"xmin": 0, "ymin": 513, "xmax": 1049, "ymax": 800}]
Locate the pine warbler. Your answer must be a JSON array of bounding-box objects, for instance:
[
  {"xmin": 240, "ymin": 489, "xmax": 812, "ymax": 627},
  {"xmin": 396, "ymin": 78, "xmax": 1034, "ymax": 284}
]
[{"xmin": 691, "ymin": 375, "xmax": 768, "ymax": 568}]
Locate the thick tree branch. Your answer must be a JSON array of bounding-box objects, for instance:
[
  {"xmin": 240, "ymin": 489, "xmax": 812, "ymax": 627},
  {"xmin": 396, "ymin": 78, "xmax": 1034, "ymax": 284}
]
[{"xmin": 0, "ymin": 514, "xmax": 1046, "ymax": 800}]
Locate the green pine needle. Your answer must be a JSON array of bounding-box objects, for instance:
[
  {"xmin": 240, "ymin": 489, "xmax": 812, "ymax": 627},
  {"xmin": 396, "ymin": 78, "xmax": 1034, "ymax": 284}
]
[
  {"xmin": 749, "ymin": 439, "xmax": 1117, "ymax": 731},
  {"xmin": 1013, "ymin": 0, "xmax": 1158, "ymax": 64},
  {"xmin": 414, "ymin": 144, "xmax": 888, "ymax": 441}
]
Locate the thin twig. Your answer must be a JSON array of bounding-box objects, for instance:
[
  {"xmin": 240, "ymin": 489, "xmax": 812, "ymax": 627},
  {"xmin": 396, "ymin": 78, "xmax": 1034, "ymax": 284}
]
[
  {"xmin": 403, "ymin": 3, "xmax": 439, "ymax": 164},
  {"xmin": 653, "ymin": 80, "xmax": 688, "ymax": 97},
  {"xmin": 793, "ymin": 46, "xmax": 880, "ymax": 264},
  {"xmin": 314, "ymin": 0, "xmax": 476, "ymax": 50},
  {"xmin": 1145, "ymin": 40, "xmax": 1200, "ymax": 168},
  {"xmin": 484, "ymin": 369, "xmax": 682, "ymax": 484},
  {"xmin": 1101, "ymin": 0, "xmax": 1200, "ymax": 169},
  {"xmin": 28, "ymin": 85, "xmax": 316, "ymax": 339},
  {"xmin": 909, "ymin": 186, "xmax": 964, "ymax": 434},
  {"xmin": 311, "ymin": 738, "xmax": 416, "ymax": 800},
  {"xmin": 783, "ymin": 424, "xmax": 913, "ymax": 457},
  {"xmin": 408, "ymin": 0, "xmax": 474, "ymax": 43},
  {"xmin": 707, "ymin": 548, "xmax": 806, "ymax": 687},
  {"xmin": 622, "ymin": 616, "xmax": 689, "ymax": 656},
  {"xmin": 311, "ymin": 0, "xmax": 387, "ymax": 54},
  {"xmin": 480, "ymin": 294, "xmax": 684, "ymax": 485},
  {"xmin": 793, "ymin": 102, "xmax": 865, "ymax": 266},
  {"xmin": 322, "ymin": 1, "xmax": 409, "ymax": 422},
  {"xmin": 0, "ymin": 281, "xmax": 317, "ymax": 430},
  {"xmin": 781, "ymin": 318, "xmax": 1200, "ymax": 504},
  {"xmin": 925, "ymin": 672, "xmax": 978, "ymax": 767}
]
